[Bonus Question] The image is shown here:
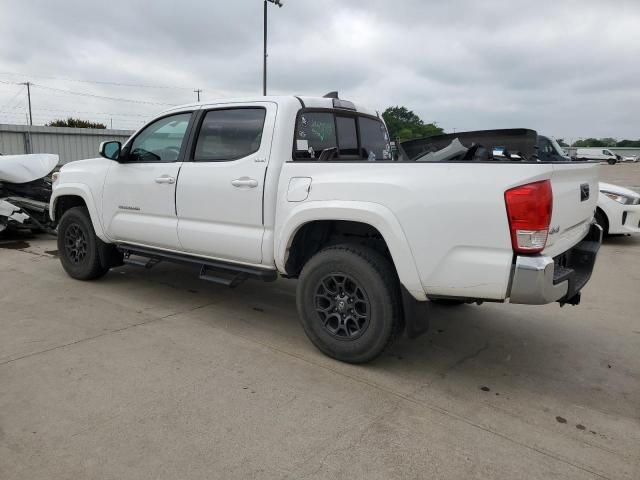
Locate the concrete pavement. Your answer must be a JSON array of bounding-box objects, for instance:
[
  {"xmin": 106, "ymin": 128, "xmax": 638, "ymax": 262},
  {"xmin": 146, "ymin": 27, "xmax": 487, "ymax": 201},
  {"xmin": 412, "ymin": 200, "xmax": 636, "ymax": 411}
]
[{"xmin": 1, "ymin": 164, "xmax": 639, "ymax": 479}]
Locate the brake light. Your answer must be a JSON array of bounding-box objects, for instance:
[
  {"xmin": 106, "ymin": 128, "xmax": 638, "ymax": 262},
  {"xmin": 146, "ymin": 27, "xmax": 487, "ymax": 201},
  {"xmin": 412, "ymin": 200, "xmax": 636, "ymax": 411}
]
[{"xmin": 504, "ymin": 180, "xmax": 553, "ymax": 254}]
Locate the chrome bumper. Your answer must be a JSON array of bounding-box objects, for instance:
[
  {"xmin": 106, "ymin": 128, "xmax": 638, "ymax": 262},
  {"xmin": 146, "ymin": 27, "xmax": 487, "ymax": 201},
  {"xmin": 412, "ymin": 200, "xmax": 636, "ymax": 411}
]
[{"xmin": 508, "ymin": 222, "xmax": 602, "ymax": 305}]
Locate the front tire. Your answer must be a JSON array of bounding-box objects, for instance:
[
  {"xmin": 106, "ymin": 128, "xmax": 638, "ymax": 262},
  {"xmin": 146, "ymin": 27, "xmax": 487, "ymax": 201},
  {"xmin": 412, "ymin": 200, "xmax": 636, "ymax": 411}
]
[
  {"xmin": 57, "ymin": 207, "xmax": 110, "ymax": 280},
  {"xmin": 297, "ymin": 245, "xmax": 401, "ymax": 363}
]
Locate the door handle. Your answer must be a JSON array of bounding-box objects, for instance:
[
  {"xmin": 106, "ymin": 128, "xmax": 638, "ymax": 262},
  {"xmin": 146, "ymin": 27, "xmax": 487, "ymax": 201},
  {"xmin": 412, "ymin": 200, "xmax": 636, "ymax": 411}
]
[
  {"xmin": 155, "ymin": 176, "xmax": 175, "ymax": 184},
  {"xmin": 231, "ymin": 177, "xmax": 258, "ymax": 188}
]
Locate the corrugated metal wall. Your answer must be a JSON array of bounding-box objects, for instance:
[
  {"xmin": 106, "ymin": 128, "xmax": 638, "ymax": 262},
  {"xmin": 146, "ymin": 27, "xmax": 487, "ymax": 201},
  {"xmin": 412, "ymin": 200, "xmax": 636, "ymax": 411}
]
[{"xmin": 0, "ymin": 124, "xmax": 134, "ymax": 164}]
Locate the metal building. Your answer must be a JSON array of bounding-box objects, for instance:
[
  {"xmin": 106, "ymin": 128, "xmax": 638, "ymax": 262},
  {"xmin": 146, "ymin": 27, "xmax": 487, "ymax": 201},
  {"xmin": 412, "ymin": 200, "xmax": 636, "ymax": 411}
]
[{"xmin": 0, "ymin": 123, "xmax": 134, "ymax": 164}]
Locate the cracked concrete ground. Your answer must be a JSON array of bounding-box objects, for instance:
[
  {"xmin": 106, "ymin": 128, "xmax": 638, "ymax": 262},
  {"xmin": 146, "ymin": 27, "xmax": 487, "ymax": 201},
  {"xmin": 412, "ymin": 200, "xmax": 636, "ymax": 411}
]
[{"xmin": 1, "ymin": 165, "xmax": 639, "ymax": 479}]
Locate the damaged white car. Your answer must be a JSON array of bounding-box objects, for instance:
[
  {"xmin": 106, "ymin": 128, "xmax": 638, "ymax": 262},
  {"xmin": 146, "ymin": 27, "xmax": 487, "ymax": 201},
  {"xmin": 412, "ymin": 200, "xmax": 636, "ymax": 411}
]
[{"xmin": 0, "ymin": 153, "xmax": 58, "ymax": 233}]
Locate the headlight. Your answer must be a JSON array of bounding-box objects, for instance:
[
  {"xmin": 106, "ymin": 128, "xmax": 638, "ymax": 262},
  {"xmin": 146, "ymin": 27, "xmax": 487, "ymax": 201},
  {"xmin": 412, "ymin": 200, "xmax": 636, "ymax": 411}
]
[
  {"xmin": 51, "ymin": 171, "xmax": 60, "ymax": 184},
  {"xmin": 601, "ymin": 190, "xmax": 640, "ymax": 205}
]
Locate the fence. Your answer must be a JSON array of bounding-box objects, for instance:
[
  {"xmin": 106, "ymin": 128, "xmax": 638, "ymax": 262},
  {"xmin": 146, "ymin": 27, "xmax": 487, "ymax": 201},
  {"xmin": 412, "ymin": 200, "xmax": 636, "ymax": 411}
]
[{"xmin": 0, "ymin": 123, "xmax": 134, "ymax": 165}]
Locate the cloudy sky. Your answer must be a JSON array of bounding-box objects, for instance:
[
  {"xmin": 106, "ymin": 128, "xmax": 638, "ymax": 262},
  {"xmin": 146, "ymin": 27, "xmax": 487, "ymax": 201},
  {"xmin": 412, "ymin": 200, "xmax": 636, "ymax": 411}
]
[{"xmin": 0, "ymin": 0, "xmax": 638, "ymax": 140}]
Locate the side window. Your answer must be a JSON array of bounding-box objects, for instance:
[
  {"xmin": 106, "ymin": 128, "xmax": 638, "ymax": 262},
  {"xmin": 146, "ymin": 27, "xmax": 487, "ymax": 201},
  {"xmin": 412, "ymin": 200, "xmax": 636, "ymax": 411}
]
[
  {"xmin": 336, "ymin": 116, "xmax": 358, "ymax": 157},
  {"xmin": 295, "ymin": 112, "xmax": 336, "ymax": 159},
  {"xmin": 128, "ymin": 113, "xmax": 191, "ymax": 162},
  {"xmin": 359, "ymin": 117, "xmax": 391, "ymax": 161},
  {"xmin": 194, "ymin": 108, "xmax": 266, "ymax": 161}
]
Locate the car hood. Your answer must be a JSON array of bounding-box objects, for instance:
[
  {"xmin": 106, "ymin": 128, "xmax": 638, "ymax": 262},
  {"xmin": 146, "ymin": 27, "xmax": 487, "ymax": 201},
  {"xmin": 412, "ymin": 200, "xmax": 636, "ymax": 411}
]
[
  {"xmin": 0, "ymin": 154, "xmax": 59, "ymax": 183},
  {"xmin": 599, "ymin": 182, "xmax": 640, "ymax": 199}
]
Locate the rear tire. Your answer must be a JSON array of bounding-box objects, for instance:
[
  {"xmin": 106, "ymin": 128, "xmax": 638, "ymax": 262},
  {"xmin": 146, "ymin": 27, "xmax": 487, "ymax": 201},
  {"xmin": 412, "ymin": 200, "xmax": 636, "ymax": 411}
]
[
  {"xmin": 297, "ymin": 244, "xmax": 401, "ymax": 363},
  {"xmin": 595, "ymin": 209, "xmax": 609, "ymax": 237},
  {"xmin": 57, "ymin": 207, "xmax": 110, "ymax": 280}
]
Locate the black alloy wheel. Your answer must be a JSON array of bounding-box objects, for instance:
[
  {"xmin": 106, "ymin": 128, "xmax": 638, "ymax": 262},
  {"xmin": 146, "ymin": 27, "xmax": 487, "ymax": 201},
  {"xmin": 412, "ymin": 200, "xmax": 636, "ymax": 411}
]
[
  {"xmin": 314, "ymin": 273, "xmax": 371, "ymax": 340},
  {"xmin": 64, "ymin": 223, "xmax": 88, "ymax": 264}
]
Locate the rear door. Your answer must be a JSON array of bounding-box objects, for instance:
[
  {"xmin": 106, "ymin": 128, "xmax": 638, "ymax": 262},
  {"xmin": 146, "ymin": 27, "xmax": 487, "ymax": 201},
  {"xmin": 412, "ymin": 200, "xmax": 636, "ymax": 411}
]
[
  {"xmin": 102, "ymin": 112, "xmax": 193, "ymax": 250},
  {"xmin": 544, "ymin": 162, "xmax": 599, "ymax": 257},
  {"xmin": 176, "ymin": 103, "xmax": 276, "ymax": 265}
]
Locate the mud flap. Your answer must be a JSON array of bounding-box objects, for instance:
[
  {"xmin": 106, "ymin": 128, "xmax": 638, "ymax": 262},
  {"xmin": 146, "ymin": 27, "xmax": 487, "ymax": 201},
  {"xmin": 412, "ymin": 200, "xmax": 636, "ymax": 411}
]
[{"xmin": 401, "ymin": 286, "xmax": 430, "ymax": 338}]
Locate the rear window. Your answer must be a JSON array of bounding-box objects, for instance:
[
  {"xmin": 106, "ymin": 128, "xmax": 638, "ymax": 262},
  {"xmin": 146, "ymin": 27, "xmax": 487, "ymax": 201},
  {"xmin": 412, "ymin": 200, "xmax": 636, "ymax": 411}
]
[
  {"xmin": 359, "ymin": 117, "xmax": 391, "ymax": 161},
  {"xmin": 294, "ymin": 110, "xmax": 390, "ymax": 161},
  {"xmin": 296, "ymin": 112, "xmax": 336, "ymax": 159},
  {"xmin": 336, "ymin": 116, "xmax": 358, "ymax": 156}
]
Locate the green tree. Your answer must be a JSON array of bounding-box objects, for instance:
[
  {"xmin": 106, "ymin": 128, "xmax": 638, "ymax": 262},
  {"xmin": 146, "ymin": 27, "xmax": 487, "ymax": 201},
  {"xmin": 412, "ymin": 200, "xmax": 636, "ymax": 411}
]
[
  {"xmin": 46, "ymin": 117, "xmax": 106, "ymax": 129},
  {"xmin": 572, "ymin": 137, "xmax": 617, "ymax": 147},
  {"xmin": 382, "ymin": 106, "xmax": 443, "ymax": 142},
  {"xmin": 616, "ymin": 139, "xmax": 640, "ymax": 147}
]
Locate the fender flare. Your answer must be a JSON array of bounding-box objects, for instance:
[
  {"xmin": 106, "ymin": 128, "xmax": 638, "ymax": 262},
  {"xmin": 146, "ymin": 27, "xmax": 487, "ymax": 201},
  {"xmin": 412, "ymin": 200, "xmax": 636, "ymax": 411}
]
[
  {"xmin": 50, "ymin": 183, "xmax": 109, "ymax": 242},
  {"xmin": 275, "ymin": 200, "xmax": 426, "ymax": 300}
]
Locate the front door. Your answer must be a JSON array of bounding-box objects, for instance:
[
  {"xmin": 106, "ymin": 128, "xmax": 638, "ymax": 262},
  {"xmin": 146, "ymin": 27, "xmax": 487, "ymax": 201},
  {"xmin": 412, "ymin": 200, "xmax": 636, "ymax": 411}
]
[
  {"xmin": 102, "ymin": 112, "xmax": 193, "ymax": 250},
  {"xmin": 176, "ymin": 103, "xmax": 276, "ymax": 265}
]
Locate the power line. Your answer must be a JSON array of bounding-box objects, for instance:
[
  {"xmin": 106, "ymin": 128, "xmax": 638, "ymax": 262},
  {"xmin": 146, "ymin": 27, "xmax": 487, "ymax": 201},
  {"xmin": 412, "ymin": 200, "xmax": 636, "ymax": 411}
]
[
  {"xmin": 0, "ymin": 85, "xmax": 25, "ymax": 112},
  {"xmin": 31, "ymin": 83, "xmax": 178, "ymax": 106},
  {"xmin": 0, "ymin": 71, "xmax": 194, "ymax": 90}
]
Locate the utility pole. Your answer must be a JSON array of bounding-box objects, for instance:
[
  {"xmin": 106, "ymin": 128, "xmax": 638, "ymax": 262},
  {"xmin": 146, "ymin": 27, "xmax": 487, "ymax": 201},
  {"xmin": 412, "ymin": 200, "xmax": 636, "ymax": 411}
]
[
  {"xmin": 194, "ymin": 89, "xmax": 202, "ymax": 102},
  {"xmin": 21, "ymin": 82, "xmax": 33, "ymax": 126},
  {"xmin": 263, "ymin": 0, "xmax": 283, "ymax": 96}
]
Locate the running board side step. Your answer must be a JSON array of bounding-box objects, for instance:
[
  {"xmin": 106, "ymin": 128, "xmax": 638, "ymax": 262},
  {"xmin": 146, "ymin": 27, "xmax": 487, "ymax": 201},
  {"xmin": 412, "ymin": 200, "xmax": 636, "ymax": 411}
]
[{"xmin": 118, "ymin": 244, "xmax": 277, "ymax": 288}]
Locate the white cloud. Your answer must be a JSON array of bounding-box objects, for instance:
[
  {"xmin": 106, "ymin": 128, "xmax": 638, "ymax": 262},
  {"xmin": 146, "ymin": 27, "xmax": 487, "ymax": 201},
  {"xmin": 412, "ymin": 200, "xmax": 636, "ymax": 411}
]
[{"xmin": 0, "ymin": 0, "xmax": 638, "ymax": 138}]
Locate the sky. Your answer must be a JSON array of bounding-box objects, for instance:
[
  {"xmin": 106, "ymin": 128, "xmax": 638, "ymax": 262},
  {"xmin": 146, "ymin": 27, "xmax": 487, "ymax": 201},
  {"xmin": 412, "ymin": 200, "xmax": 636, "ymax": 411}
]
[{"xmin": 0, "ymin": 0, "xmax": 639, "ymax": 141}]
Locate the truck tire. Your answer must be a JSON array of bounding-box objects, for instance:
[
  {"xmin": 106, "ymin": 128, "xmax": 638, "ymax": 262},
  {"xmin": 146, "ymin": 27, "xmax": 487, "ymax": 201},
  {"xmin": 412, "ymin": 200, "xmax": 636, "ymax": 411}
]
[
  {"xmin": 594, "ymin": 209, "xmax": 609, "ymax": 236},
  {"xmin": 57, "ymin": 206, "xmax": 110, "ymax": 280},
  {"xmin": 297, "ymin": 244, "xmax": 401, "ymax": 363},
  {"xmin": 607, "ymin": 158, "xmax": 616, "ymax": 165}
]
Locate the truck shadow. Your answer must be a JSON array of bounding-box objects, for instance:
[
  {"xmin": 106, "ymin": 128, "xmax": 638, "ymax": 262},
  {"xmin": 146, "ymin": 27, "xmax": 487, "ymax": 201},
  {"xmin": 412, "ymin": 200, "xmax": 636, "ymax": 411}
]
[{"xmin": 98, "ymin": 262, "xmax": 634, "ymax": 418}]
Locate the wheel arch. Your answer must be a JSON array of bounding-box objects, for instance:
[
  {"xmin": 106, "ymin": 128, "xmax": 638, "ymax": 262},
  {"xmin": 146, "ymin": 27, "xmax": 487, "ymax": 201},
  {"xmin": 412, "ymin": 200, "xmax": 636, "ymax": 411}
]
[
  {"xmin": 275, "ymin": 201, "xmax": 426, "ymax": 300},
  {"xmin": 51, "ymin": 184, "xmax": 108, "ymax": 241}
]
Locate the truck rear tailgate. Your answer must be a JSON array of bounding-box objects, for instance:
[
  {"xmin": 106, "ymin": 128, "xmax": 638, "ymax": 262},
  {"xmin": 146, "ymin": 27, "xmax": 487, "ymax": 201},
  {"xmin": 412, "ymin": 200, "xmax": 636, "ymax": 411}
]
[{"xmin": 543, "ymin": 162, "xmax": 600, "ymax": 258}]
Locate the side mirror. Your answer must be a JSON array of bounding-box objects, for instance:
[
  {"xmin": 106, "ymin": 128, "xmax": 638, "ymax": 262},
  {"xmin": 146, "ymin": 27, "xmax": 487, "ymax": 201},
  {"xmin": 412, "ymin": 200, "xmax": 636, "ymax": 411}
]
[{"xmin": 99, "ymin": 141, "xmax": 121, "ymax": 160}]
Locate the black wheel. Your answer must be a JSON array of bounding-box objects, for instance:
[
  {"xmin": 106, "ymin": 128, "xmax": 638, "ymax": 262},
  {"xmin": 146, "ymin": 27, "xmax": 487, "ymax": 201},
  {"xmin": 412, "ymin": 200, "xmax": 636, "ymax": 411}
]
[
  {"xmin": 57, "ymin": 207, "xmax": 110, "ymax": 280},
  {"xmin": 607, "ymin": 158, "xmax": 616, "ymax": 165},
  {"xmin": 594, "ymin": 209, "xmax": 609, "ymax": 236},
  {"xmin": 297, "ymin": 244, "xmax": 401, "ymax": 363},
  {"xmin": 430, "ymin": 299, "xmax": 466, "ymax": 306}
]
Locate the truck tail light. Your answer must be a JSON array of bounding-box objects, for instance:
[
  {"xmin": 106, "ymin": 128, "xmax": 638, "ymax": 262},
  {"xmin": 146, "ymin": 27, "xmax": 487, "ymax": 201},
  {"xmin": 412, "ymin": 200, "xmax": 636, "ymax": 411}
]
[{"xmin": 504, "ymin": 180, "xmax": 553, "ymax": 254}]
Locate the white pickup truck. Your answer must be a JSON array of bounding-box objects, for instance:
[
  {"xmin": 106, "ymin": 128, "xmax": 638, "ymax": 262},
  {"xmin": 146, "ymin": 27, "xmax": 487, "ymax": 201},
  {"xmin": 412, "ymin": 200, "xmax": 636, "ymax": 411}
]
[{"xmin": 50, "ymin": 95, "xmax": 602, "ymax": 363}]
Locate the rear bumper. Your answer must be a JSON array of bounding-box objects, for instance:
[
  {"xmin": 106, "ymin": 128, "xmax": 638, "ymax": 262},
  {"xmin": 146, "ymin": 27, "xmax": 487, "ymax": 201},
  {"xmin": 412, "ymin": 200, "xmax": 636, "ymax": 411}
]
[{"xmin": 508, "ymin": 222, "xmax": 602, "ymax": 305}]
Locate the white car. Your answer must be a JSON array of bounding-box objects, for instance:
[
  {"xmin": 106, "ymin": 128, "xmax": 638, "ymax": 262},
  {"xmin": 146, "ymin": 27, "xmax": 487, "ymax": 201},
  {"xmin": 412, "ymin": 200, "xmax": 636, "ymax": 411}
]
[
  {"xmin": 596, "ymin": 182, "xmax": 640, "ymax": 235},
  {"xmin": 621, "ymin": 155, "xmax": 639, "ymax": 163},
  {"xmin": 50, "ymin": 94, "xmax": 602, "ymax": 363}
]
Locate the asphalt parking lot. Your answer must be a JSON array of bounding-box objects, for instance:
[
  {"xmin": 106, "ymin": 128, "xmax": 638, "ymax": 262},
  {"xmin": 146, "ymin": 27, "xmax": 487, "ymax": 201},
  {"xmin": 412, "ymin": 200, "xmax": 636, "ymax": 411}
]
[{"xmin": 1, "ymin": 164, "xmax": 639, "ymax": 480}]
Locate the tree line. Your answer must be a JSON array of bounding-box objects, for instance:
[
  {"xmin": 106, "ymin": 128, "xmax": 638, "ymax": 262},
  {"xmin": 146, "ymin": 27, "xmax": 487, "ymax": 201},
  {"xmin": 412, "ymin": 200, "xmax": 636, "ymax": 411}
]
[{"xmin": 556, "ymin": 138, "xmax": 640, "ymax": 148}]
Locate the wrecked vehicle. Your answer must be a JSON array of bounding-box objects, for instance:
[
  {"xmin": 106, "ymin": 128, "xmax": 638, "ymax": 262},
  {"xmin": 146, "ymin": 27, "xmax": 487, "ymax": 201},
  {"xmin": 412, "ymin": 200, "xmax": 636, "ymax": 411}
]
[{"xmin": 0, "ymin": 153, "xmax": 58, "ymax": 233}]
